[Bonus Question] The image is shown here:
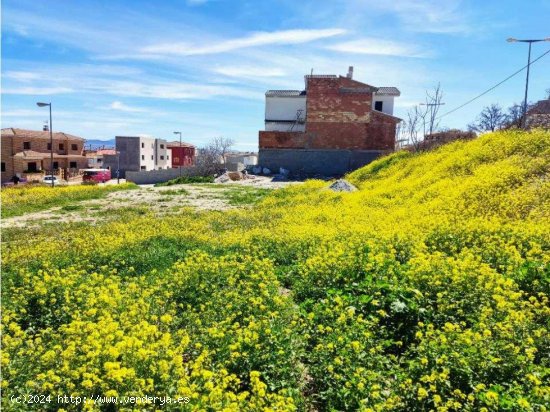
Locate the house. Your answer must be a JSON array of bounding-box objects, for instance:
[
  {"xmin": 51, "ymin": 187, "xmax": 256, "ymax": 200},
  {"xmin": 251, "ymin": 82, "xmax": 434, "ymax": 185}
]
[
  {"xmin": 1, "ymin": 128, "xmax": 88, "ymax": 183},
  {"xmin": 166, "ymin": 141, "xmax": 196, "ymax": 168},
  {"xmin": 85, "ymin": 148, "xmax": 117, "ymax": 168},
  {"xmin": 103, "ymin": 135, "xmax": 170, "ymax": 177},
  {"xmin": 526, "ymin": 99, "xmax": 550, "ymax": 129},
  {"xmin": 258, "ymin": 66, "xmax": 401, "ymax": 176}
]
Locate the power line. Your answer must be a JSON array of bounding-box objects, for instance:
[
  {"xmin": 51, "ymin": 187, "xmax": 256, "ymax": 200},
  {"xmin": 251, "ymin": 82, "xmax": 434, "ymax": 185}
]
[{"xmin": 436, "ymin": 47, "xmax": 550, "ymax": 120}]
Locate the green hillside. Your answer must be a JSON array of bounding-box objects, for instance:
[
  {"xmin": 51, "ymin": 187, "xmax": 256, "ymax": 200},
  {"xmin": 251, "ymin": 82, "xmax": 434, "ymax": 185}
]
[{"xmin": 2, "ymin": 129, "xmax": 549, "ymax": 411}]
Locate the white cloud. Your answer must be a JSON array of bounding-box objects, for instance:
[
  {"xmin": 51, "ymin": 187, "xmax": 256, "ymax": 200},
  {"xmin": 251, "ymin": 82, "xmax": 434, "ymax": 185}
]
[
  {"xmin": 326, "ymin": 38, "xmax": 430, "ymax": 58},
  {"xmin": 2, "ymin": 71, "xmax": 44, "ymax": 82},
  {"xmin": 213, "ymin": 66, "xmax": 287, "ymax": 78},
  {"xmin": 2, "ymin": 87, "xmax": 74, "ymax": 95},
  {"xmin": 140, "ymin": 28, "xmax": 346, "ymax": 56},
  {"xmin": 109, "ymin": 101, "xmax": 147, "ymax": 112},
  {"xmin": 356, "ymin": 0, "xmax": 469, "ymax": 34}
]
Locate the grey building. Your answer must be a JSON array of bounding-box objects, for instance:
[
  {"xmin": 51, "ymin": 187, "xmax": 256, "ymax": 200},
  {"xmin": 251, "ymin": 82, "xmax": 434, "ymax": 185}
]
[{"xmin": 103, "ymin": 135, "xmax": 169, "ymax": 178}]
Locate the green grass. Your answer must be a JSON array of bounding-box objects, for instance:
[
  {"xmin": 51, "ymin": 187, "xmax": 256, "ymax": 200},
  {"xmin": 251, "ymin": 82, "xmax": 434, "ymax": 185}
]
[
  {"xmin": 158, "ymin": 188, "xmax": 190, "ymax": 196},
  {"xmin": 155, "ymin": 175, "xmax": 214, "ymax": 186},
  {"xmin": 60, "ymin": 204, "xmax": 84, "ymax": 212},
  {"xmin": 1, "ymin": 183, "xmax": 137, "ymax": 218},
  {"xmin": 221, "ymin": 186, "xmax": 273, "ymax": 206}
]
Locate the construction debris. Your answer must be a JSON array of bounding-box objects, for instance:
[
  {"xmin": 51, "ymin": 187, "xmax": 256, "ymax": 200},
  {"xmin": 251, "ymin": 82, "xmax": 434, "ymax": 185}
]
[{"xmin": 329, "ymin": 179, "xmax": 357, "ymax": 192}]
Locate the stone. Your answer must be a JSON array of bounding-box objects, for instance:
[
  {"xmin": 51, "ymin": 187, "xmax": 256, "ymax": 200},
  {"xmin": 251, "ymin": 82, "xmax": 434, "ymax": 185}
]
[
  {"xmin": 262, "ymin": 167, "xmax": 271, "ymax": 175},
  {"xmin": 214, "ymin": 173, "xmax": 230, "ymax": 183},
  {"xmin": 227, "ymin": 171, "xmax": 243, "ymax": 181},
  {"xmin": 279, "ymin": 167, "xmax": 290, "ymax": 176},
  {"xmin": 252, "ymin": 166, "xmax": 262, "ymax": 175},
  {"xmin": 328, "ymin": 179, "xmax": 357, "ymax": 192}
]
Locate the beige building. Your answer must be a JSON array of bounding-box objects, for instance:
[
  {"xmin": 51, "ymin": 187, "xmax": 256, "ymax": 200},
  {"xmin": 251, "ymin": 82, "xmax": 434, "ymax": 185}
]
[{"xmin": 1, "ymin": 128, "xmax": 88, "ymax": 183}]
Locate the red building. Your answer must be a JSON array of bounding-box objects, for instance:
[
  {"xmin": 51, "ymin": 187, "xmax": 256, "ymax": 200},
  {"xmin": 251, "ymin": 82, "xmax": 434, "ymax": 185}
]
[
  {"xmin": 258, "ymin": 67, "xmax": 401, "ymax": 176},
  {"xmin": 167, "ymin": 141, "xmax": 196, "ymax": 167}
]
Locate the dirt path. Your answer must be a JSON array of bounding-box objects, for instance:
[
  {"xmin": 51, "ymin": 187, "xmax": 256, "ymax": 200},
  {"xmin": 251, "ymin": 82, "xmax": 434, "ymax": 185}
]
[{"xmin": 1, "ymin": 177, "xmax": 301, "ymax": 229}]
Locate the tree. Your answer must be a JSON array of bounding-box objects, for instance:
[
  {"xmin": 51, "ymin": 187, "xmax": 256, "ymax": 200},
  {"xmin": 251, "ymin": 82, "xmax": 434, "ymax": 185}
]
[
  {"xmin": 468, "ymin": 104, "xmax": 507, "ymax": 133},
  {"xmin": 406, "ymin": 106, "xmax": 423, "ymax": 151},
  {"xmin": 195, "ymin": 137, "xmax": 235, "ymax": 175},
  {"xmin": 504, "ymin": 103, "xmax": 524, "ymax": 129}
]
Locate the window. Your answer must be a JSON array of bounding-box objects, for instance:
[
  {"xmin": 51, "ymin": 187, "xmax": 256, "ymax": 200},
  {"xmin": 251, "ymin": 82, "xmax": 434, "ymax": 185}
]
[
  {"xmin": 70, "ymin": 161, "xmax": 77, "ymax": 169},
  {"xmin": 59, "ymin": 143, "xmax": 65, "ymax": 150},
  {"xmin": 141, "ymin": 142, "xmax": 145, "ymax": 148},
  {"xmin": 151, "ymin": 155, "xmax": 153, "ymax": 160},
  {"xmin": 142, "ymin": 155, "xmax": 145, "ymax": 160},
  {"xmin": 1, "ymin": 162, "xmax": 5, "ymax": 172},
  {"xmin": 374, "ymin": 101, "xmax": 383, "ymax": 111},
  {"xmin": 27, "ymin": 162, "xmax": 38, "ymax": 172},
  {"xmin": 167, "ymin": 155, "xmax": 169, "ymax": 160},
  {"xmin": 160, "ymin": 144, "xmax": 165, "ymax": 149},
  {"xmin": 97, "ymin": 158, "xmax": 102, "ymax": 163},
  {"xmin": 160, "ymin": 155, "xmax": 164, "ymax": 160},
  {"xmin": 71, "ymin": 144, "xmax": 78, "ymax": 150},
  {"xmin": 141, "ymin": 166, "xmax": 146, "ymax": 170},
  {"xmin": 53, "ymin": 161, "xmax": 59, "ymax": 170},
  {"xmin": 47, "ymin": 143, "xmax": 52, "ymax": 150},
  {"xmin": 23, "ymin": 142, "xmax": 31, "ymax": 150}
]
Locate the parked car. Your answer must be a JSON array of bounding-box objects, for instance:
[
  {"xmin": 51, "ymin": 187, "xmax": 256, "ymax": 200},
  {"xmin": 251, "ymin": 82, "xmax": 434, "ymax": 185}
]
[
  {"xmin": 82, "ymin": 168, "xmax": 111, "ymax": 183},
  {"xmin": 43, "ymin": 175, "xmax": 60, "ymax": 185}
]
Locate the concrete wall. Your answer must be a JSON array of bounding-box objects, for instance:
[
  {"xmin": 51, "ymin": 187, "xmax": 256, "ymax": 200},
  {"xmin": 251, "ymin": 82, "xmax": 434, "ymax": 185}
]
[
  {"xmin": 125, "ymin": 166, "xmax": 200, "ymax": 185},
  {"xmin": 116, "ymin": 136, "xmax": 141, "ymax": 175},
  {"xmin": 258, "ymin": 148, "xmax": 385, "ymax": 176}
]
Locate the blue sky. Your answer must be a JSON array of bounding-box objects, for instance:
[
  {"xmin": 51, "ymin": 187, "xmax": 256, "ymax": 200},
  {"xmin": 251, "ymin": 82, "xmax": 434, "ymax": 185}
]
[{"xmin": 2, "ymin": 0, "xmax": 549, "ymax": 149}]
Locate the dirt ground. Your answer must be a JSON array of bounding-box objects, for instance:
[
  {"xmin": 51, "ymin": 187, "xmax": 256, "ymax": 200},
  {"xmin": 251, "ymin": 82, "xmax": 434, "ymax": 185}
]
[{"xmin": 2, "ymin": 177, "xmax": 300, "ymax": 229}]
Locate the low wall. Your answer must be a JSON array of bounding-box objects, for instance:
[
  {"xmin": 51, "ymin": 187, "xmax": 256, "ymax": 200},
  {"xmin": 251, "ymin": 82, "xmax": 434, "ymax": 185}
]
[
  {"xmin": 258, "ymin": 149, "xmax": 385, "ymax": 177},
  {"xmin": 125, "ymin": 167, "xmax": 200, "ymax": 185}
]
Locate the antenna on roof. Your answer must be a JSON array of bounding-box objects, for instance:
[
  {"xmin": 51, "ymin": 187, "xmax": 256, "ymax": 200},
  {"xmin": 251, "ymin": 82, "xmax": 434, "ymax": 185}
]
[{"xmin": 310, "ymin": 68, "xmax": 313, "ymax": 76}]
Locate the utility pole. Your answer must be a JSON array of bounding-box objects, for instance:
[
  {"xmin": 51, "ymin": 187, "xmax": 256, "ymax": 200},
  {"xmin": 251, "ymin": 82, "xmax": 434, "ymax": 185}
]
[
  {"xmin": 419, "ymin": 102, "xmax": 445, "ymax": 136},
  {"xmin": 507, "ymin": 37, "xmax": 550, "ymax": 128}
]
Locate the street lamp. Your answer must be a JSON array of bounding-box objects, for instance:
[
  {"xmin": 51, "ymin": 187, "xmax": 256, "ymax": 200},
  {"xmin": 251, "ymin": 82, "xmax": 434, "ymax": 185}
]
[
  {"xmin": 507, "ymin": 37, "xmax": 550, "ymax": 128},
  {"xmin": 37, "ymin": 102, "xmax": 54, "ymax": 187},
  {"xmin": 173, "ymin": 131, "xmax": 182, "ymax": 176}
]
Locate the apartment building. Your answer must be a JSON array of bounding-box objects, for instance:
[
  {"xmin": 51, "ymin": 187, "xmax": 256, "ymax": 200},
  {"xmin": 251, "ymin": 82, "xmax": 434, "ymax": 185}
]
[
  {"xmin": 109, "ymin": 135, "xmax": 170, "ymax": 177},
  {"xmin": 1, "ymin": 128, "xmax": 88, "ymax": 183}
]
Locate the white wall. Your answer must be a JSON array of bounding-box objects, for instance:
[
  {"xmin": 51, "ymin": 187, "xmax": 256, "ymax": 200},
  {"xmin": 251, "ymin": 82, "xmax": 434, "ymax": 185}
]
[
  {"xmin": 139, "ymin": 137, "xmax": 156, "ymax": 170},
  {"xmin": 372, "ymin": 95, "xmax": 395, "ymax": 116},
  {"xmin": 155, "ymin": 139, "xmax": 169, "ymax": 169},
  {"xmin": 265, "ymin": 122, "xmax": 305, "ymax": 132},
  {"xmin": 265, "ymin": 96, "xmax": 306, "ymax": 131}
]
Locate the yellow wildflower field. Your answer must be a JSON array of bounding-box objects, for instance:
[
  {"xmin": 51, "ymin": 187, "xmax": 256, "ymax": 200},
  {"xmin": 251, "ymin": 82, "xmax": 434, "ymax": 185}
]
[{"xmin": 2, "ymin": 129, "xmax": 549, "ymax": 411}]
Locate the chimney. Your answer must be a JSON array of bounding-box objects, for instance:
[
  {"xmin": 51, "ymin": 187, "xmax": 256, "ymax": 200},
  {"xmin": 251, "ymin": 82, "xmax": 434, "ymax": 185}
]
[
  {"xmin": 347, "ymin": 66, "xmax": 354, "ymax": 79},
  {"xmin": 43, "ymin": 122, "xmax": 49, "ymax": 131}
]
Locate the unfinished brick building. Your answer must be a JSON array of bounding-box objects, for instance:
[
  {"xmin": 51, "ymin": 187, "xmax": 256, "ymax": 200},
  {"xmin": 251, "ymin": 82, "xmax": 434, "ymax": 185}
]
[{"xmin": 259, "ymin": 67, "xmax": 401, "ymax": 176}]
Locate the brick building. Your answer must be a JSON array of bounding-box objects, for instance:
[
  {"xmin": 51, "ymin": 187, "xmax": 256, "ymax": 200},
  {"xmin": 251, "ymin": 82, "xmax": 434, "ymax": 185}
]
[
  {"xmin": 259, "ymin": 67, "xmax": 401, "ymax": 176},
  {"xmin": 1, "ymin": 128, "xmax": 88, "ymax": 183},
  {"xmin": 166, "ymin": 141, "xmax": 196, "ymax": 168}
]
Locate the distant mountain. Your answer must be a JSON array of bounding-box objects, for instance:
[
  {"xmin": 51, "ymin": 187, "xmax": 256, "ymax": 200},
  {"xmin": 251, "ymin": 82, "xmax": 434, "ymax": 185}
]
[{"xmin": 85, "ymin": 139, "xmax": 115, "ymax": 150}]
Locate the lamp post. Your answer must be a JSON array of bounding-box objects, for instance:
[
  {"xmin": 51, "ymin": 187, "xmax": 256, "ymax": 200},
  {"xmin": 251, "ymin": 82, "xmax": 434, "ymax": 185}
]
[
  {"xmin": 507, "ymin": 37, "xmax": 550, "ymax": 128},
  {"xmin": 37, "ymin": 102, "xmax": 54, "ymax": 187},
  {"xmin": 116, "ymin": 151, "xmax": 120, "ymax": 184},
  {"xmin": 173, "ymin": 131, "xmax": 182, "ymax": 176}
]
